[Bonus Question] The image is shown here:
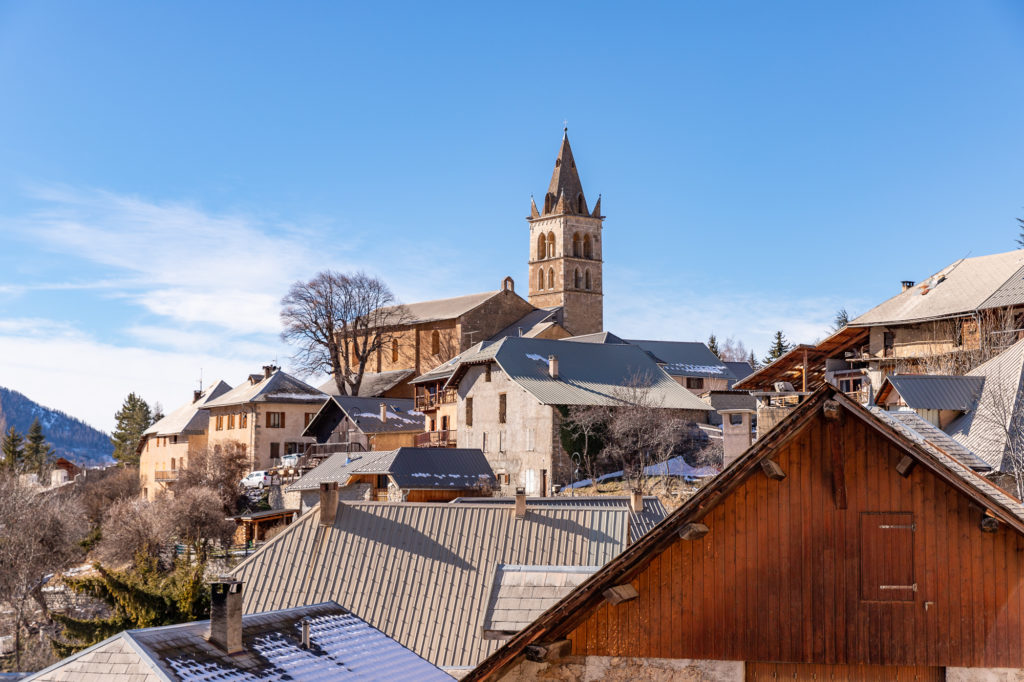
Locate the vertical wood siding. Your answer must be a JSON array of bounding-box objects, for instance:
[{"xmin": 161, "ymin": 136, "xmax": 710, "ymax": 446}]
[{"xmin": 569, "ymin": 412, "xmax": 1024, "ymax": 667}]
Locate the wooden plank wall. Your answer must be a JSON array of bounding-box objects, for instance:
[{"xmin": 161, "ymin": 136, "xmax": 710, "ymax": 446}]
[{"xmin": 569, "ymin": 412, "xmax": 1024, "ymax": 667}]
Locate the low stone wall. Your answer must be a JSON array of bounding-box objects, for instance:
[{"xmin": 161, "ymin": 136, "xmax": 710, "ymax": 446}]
[
  {"xmin": 496, "ymin": 655, "xmax": 744, "ymax": 681},
  {"xmin": 947, "ymin": 669, "xmax": 1024, "ymax": 681}
]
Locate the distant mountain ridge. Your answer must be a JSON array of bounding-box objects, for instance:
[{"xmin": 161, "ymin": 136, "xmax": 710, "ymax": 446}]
[{"xmin": 0, "ymin": 386, "xmax": 113, "ymax": 467}]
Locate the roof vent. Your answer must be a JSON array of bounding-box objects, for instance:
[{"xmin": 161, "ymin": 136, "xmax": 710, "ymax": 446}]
[
  {"xmin": 379, "ymin": 402, "xmax": 387, "ymax": 423},
  {"xmin": 300, "ymin": 616, "xmax": 311, "ymax": 649}
]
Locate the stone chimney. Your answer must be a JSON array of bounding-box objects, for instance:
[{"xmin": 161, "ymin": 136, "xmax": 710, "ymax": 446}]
[
  {"xmin": 379, "ymin": 402, "xmax": 387, "ymax": 423},
  {"xmin": 514, "ymin": 487, "xmax": 527, "ymax": 519},
  {"xmin": 721, "ymin": 411, "xmax": 754, "ymax": 468},
  {"xmin": 208, "ymin": 578, "xmax": 244, "ymax": 654},
  {"xmin": 319, "ymin": 481, "xmax": 339, "ymax": 527},
  {"xmin": 262, "ymin": 364, "xmax": 278, "ymax": 379},
  {"xmin": 629, "ymin": 489, "xmax": 643, "ymax": 513},
  {"xmin": 193, "ymin": 389, "xmax": 203, "ymax": 403},
  {"xmin": 901, "ymin": 280, "xmax": 915, "ymax": 293},
  {"xmin": 548, "ymin": 355, "xmax": 559, "ymax": 379}
]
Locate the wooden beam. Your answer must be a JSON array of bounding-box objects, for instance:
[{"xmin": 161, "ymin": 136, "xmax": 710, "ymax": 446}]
[
  {"xmin": 525, "ymin": 639, "xmax": 571, "ymax": 663},
  {"xmin": 761, "ymin": 459, "xmax": 786, "ymax": 480},
  {"xmin": 896, "ymin": 455, "xmax": 916, "ymax": 477},
  {"xmin": 823, "ymin": 400, "xmax": 848, "ymax": 510},
  {"xmin": 602, "ymin": 584, "xmax": 639, "ymax": 605},
  {"xmin": 678, "ymin": 522, "xmax": 710, "ymax": 540},
  {"xmin": 802, "ymin": 347, "xmax": 809, "ymax": 392},
  {"xmin": 981, "ymin": 512, "xmax": 1000, "ymax": 533}
]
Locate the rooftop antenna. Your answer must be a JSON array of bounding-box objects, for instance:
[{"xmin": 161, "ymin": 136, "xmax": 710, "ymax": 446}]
[{"xmin": 198, "ymin": 368, "xmax": 203, "ymax": 393}]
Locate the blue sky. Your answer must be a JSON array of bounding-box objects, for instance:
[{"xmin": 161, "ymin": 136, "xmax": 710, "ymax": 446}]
[{"xmin": 2, "ymin": 1, "xmax": 1024, "ymax": 431}]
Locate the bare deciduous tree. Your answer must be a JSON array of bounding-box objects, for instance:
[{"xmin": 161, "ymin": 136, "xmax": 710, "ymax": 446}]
[
  {"xmin": 0, "ymin": 473, "xmax": 87, "ymax": 669},
  {"xmin": 177, "ymin": 442, "xmax": 248, "ymax": 512},
  {"xmin": 95, "ymin": 497, "xmax": 165, "ymax": 567},
  {"xmin": 161, "ymin": 487, "xmax": 236, "ymax": 563},
  {"xmin": 718, "ymin": 336, "xmax": 752, "ymax": 363},
  {"xmin": 280, "ymin": 270, "xmax": 410, "ymax": 396}
]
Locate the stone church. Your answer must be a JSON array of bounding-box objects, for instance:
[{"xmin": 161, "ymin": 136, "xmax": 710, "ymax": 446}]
[{"xmin": 324, "ymin": 130, "xmax": 606, "ymax": 398}]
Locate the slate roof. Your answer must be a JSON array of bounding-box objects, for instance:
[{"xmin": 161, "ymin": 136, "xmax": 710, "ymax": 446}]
[
  {"xmin": 409, "ymin": 345, "xmax": 481, "ymax": 385},
  {"xmin": 708, "ymin": 390, "xmax": 757, "ymax": 412},
  {"xmin": 851, "ymin": 250, "xmax": 1024, "ymax": 326},
  {"xmin": 332, "ymin": 396, "xmax": 425, "ymax": 434},
  {"xmin": 947, "ymin": 338, "xmax": 1024, "ymax": 472},
  {"xmin": 877, "ymin": 374, "xmax": 985, "ymax": 411},
  {"xmin": 318, "ymin": 369, "xmax": 414, "ymax": 397},
  {"xmin": 873, "ymin": 409, "xmax": 992, "ymax": 472},
  {"xmin": 447, "ymin": 337, "xmax": 713, "ymax": 411},
  {"xmin": 562, "ymin": 331, "xmax": 628, "ymax": 345},
  {"xmin": 481, "ymin": 565, "xmax": 599, "ymax": 637},
  {"xmin": 489, "ymin": 307, "xmax": 565, "ymax": 341},
  {"xmin": 378, "ymin": 291, "xmax": 501, "ymax": 325},
  {"xmin": 204, "ymin": 370, "xmax": 326, "ymax": 408},
  {"xmin": 450, "ymin": 495, "xmax": 667, "ymax": 541},
  {"xmin": 724, "ymin": 361, "xmax": 755, "ymax": 384},
  {"xmin": 27, "ymin": 602, "xmax": 452, "ymax": 681},
  {"xmin": 627, "ymin": 339, "xmax": 734, "ymax": 379},
  {"xmin": 144, "ymin": 380, "xmax": 232, "ymax": 437},
  {"xmin": 230, "ymin": 501, "xmax": 630, "ymax": 671},
  {"xmin": 287, "ymin": 448, "xmax": 495, "ymax": 492}
]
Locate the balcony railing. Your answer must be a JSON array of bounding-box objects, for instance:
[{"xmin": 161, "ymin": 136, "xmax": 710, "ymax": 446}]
[
  {"xmin": 414, "ymin": 430, "xmax": 458, "ymax": 448},
  {"xmin": 414, "ymin": 389, "xmax": 458, "ymax": 411},
  {"xmin": 154, "ymin": 470, "xmax": 178, "ymax": 482}
]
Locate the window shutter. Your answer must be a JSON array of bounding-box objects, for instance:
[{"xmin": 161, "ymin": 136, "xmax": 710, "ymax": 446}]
[
  {"xmin": 860, "ymin": 512, "xmax": 916, "ymax": 601},
  {"xmin": 280, "ymin": 412, "xmax": 286, "ymax": 429},
  {"xmin": 265, "ymin": 412, "xmax": 271, "ymax": 428}
]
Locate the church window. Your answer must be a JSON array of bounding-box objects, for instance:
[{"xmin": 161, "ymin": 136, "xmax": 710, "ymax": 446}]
[
  {"xmin": 585, "ymin": 270, "xmax": 591, "ymax": 290},
  {"xmin": 577, "ymin": 193, "xmax": 585, "ymax": 213},
  {"xmin": 583, "ymin": 234, "xmax": 593, "ymax": 259},
  {"xmin": 547, "ymin": 232, "xmax": 555, "ymax": 258},
  {"xmin": 392, "ymin": 339, "xmax": 399, "ymax": 363},
  {"xmin": 537, "ymin": 233, "xmax": 546, "ymax": 260},
  {"xmin": 572, "ymin": 233, "xmax": 581, "ymax": 257},
  {"xmin": 574, "ymin": 268, "xmax": 581, "ymax": 289},
  {"xmin": 537, "ymin": 268, "xmax": 545, "ymax": 290},
  {"xmin": 548, "ymin": 267, "xmax": 555, "ymax": 290},
  {"xmin": 431, "ymin": 330, "xmax": 440, "ymax": 356}
]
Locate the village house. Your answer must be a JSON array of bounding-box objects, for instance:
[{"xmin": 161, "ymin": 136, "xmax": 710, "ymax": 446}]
[
  {"xmin": 285, "ymin": 446, "xmax": 495, "ymax": 510},
  {"xmin": 28, "ymin": 580, "xmax": 452, "ymax": 681},
  {"xmin": 301, "ymin": 394, "xmax": 426, "ymax": 457},
  {"xmin": 137, "ymin": 379, "xmax": 231, "ymax": 501},
  {"xmin": 466, "ymin": 385, "xmax": 1024, "ymax": 682},
  {"xmin": 203, "ymin": 366, "xmax": 325, "ymax": 471},
  {"xmin": 230, "ymin": 490, "xmax": 661, "ymax": 677},
  {"xmin": 443, "ymin": 336, "xmax": 714, "ymax": 496},
  {"xmin": 736, "ymin": 249, "xmax": 1024, "ymax": 400}
]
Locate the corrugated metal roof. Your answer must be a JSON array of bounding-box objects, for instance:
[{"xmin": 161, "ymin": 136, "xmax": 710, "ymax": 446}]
[
  {"xmin": 205, "ymin": 370, "xmax": 326, "ymax": 408},
  {"xmin": 874, "ymin": 409, "xmax": 991, "ymax": 472},
  {"xmin": 287, "ymin": 450, "xmax": 400, "ymax": 492},
  {"xmin": 450, "ymin": 495, "xmax": 667, "ymax": 540},
  {"xmin": 288, "ymin": 447, "xmax": 496, "ymax": 491},
  {"xmin": 481, "ymin": 565, "xmax": 598, "ymax": 635},
  {"xmin": 626, "ymin": 340, "xmax": 734, "ymax": 379},
  {"xmin": 144, "ymin": 380, "xmax": 232, "ymax": 437},
  {"xmin": 562, "ymin": 331, "xmax": 628, "ymax": 344},
  {"xmin": 319, "ymin": 370, "xmax": 414, "ymax": 397},
  {"xmin": 449, "ymin": 337, "xmax": 713, "ymax": 411},
  {"xmin": 230, "ymin": 502, "xmax": 629, "ymax": 670},
  {"xmin": 882, "ymin": 374, "xmax": 985, "ymax": 411},
  {"xmin": 28, "ymin": 602, "xmax": 453, "ymax": 681},
  {"xmin": 851, "ymin": 250, "xmax": 1024, "ymax": 326}
]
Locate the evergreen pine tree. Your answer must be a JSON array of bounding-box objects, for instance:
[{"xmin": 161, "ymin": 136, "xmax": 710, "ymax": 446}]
[
  {"xmin": 1, "ymin": 426, "xmax": 24, "ymax": 469},
  {"xmin": 1017, "ymin": 217, "xmax": 1024, "ymax": 249},
  {"xmin": 707, "ymin": 333, "xmax": 721, "ymax": 358},
  {"xmin": 747, "ymin": 350, "xmax": 760, "ymax": 370},
  {"xmin": 23, "ymin": 418, "xmax": 55, "ymax": 476},
  {"xmin": 831, "ymin": 307, "xmax": 850, "ymax": 333},
  {"xmin": 762, "ymin": 331, "xmax": 794, "ymax": 366},
  {"xmin": 110, "ymin": 393, "xmax": 153, "ymax": 467}
]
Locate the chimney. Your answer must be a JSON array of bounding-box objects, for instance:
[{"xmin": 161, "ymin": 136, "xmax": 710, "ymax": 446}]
[
  {"xmin": 300, "ymin": 616, "xmax": 311, "ymax": 649},
  {"xmin": 514, "ymin": 487, "xmax": 527, "ymax": 519},
  {"xmin": 548, "ymin": 355, "xmax": 559, "ymax": 379},
  {"xmin": 319, "ymin": 481, "xmax": 339, "ymax": 527},
  {"xmin": 901, "ymin": 280, "xmax": 915, "ymax": 293},
  {"xmin": 193, "ymin": 389, "xmax": 203, "ymax": 403},
  {"xmin": 262, "ymin": 364, "xmax": 279, "ymax": 379},
  {"xmin": 379, "ymin": 402, "xmax": 387, "ymax": 423},
  {"xmin": 209, "ymin": 578, "xmax": 244, "ymax": 654},
  {"xmin": 629, "ymin": 489, "xmax": 643, "ymax": 513}
]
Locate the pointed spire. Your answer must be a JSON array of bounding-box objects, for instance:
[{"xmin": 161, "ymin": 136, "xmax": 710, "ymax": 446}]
[
  {"xmin": 530, "ymin": 195, "xmax": 540, "ymax": 219},
  {"xmin": 543, "ymin": 129, "xmax": 587, "ymax": 216},
  {"xmin": 591, "ymin": 194, "xmax": 602, "ymax": 218}
]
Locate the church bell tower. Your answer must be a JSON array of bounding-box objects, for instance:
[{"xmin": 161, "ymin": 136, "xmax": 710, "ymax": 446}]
[{"xmin": 527, "ymin": 129, "xmax": 604, "ymax": 336}]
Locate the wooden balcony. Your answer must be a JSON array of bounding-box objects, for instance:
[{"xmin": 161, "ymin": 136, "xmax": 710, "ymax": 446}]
[
  {"xmin": 414, "ymin": 388, "xmax": 458, "ymax": 411},
  {"xmin": 414, "ymin": 430, "xmax": 457, "ymax": 448},
  {"xmin": 154, "ymin": 470, "xmax": 178, "ymax": 482}
]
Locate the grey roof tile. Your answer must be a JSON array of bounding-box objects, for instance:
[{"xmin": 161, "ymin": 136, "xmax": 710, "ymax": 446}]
[
  {"xmin": 319, "ymin": 369, "xmax": 414, "ymax": 397},
  {"xmin": 874, "ymin": 409, "xmax": 991, "ymax": 472},
  {"xmin": 481, "ymin": 565, "xmax": 599, "ymax": 635},
  {"xmin": 205, "ymin": 370, "xmax": 325, "ymax": 408}
]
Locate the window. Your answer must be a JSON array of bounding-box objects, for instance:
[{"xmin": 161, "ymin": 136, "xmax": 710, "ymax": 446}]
[
  {"xmin": 953, "ymin": 319, "xmax": 963, "ymax": 347},
  {"xmin": 537, "ymin": 233, "xmax": 546, "ymax": 260},
  {"xmin": 583, "ymin": 234, "xmax": 592, "ymax": 259},
  {"xmin": 431, "ymin": 330, "xmax": 440, "ymax": 356},
  {"xmin": 267, "ymin": 411, "xmax": 284, "ymax": 428},
  {"xmin": 485, "ymin": 364, "xmax": 492, "ymax": 382},
  {"xmin": 441, "ymin": 415, "xmax": 449, "ymax": 431},
  {"xmin": 377, "ymin": 474, "xmax": 390, "ymax": 490},
  {"xmin": 270, "ymin": 442, "xmax": 280, "ymax": 461},
  {"xmin": 171, "ymin": 435, "xmax": 178, "ymax": 444},
  {"xmin": 576, "ymin": 194, "xmax": 585, "ymax": 213},
  {"xmin": 465, "ymin": 397, "xmax": 473, "ymax": 427},
  {"xmin": 729, "ymin": 413, "xmax": 744, "ymax": 425},
  {"xmin": 285, "ymin": 442, "xmax": 305, "ymax": 455},
  {"xmin": 392, "ymin": 339, "xmax": 399, "ymax": 363},
  {"xmin": 548, "ymin": 267, "xmax": 555, "ymax": 290},
  {"xmin": 547, "ymin": 232, "xmax": 555, "ymax": 258},
  {"xmin": 240, "ymin": 413, "xmax": 248, "ymax": 429},
  {"xmin": 170, "ymin": 457, "xmax": 176, "ymax": 470},
  {"xmin": 499, "ymin": 430, "xmax": 505, "ymax": 452},
  {"xmin": 574, "ymin": 268, "xmax": 581, "ymax": 289},
  {"xmin": 304, "ymin": 412, "xmax": 315, "ymax": 427},
  {"xmin": 573, "ymin": 233, "xmax": 581, "ymax": 257},
  {"xmin": 215, "ymin": 415, "xmax": 224, "ymax": 431},
  {"xmin": 537, "ymin": 268, "xmax": 545, "ymax": 290},
  {"xmin": 227, "ymin": 414, "xmax": 235, "ymax": 429},
  {"xmin": 498, "ymin": 393, "xmax": 507, "ymax": 423},
  {"xmin": 860, "ymin": 512, "xmax": 916, "ymax": 601},
  {"xmin": 883, "ymin": 331, "xmax": 895, "ymax": 357},
  {"xmin": 585, "ymin": 270, "xmax": 591, "ymax": 290},
  {"xmin": 686, "ymin": 377, "xmax": 704, "ymax": 390}
]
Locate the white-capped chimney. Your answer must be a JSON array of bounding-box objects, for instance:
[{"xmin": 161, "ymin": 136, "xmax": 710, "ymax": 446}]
[
  {"xmin": 379, "ymin": 402, "xmax": 387, "ymax": 423},
  {"xmin": 209, "ymin": 578, "xmax": 244, "ymax": 654},
  {"xmin": 319, "ymin": 481, "xmax": 339, "ymax": 527},
  {"xmin": 548, "ymin": 355, "xmax": 559, "ymax": 379}
]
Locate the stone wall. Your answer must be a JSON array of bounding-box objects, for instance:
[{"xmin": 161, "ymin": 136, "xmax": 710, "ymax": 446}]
[
  {"xmin": 495, "ymin": 655, "xmax": 744, "ymax": 681},
  {"xmin": 947, "ymin": 669, "xmax": 1024, "ymax": 681}
]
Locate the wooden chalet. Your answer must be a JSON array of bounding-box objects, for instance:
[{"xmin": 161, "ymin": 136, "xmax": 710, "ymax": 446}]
[{"xmin": 466, "ymin": 385, "xmax": 1024, "ymax": 682}]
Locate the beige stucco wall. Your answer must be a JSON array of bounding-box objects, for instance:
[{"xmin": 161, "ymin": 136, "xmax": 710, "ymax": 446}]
[
  {"xmin": 206, "ymin": 402, "xmax": 319, "ymax": 471},
  {"xmin": 946, "ymin": 669, "xmax": 1024, "ymax": 681},
  {"xmin": 139, "ymin": 433, "xmax": 204, "ymax": 501},
  {"xmin": 494, "ymin": 655, "xmax": 744, "ymax": 681}
]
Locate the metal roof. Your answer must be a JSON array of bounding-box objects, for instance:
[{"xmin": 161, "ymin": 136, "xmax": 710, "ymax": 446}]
[
  {"xmin": 286, "ymin": 450, "xmax": 397, "ymax": 492},
  {"xmin": 27, "ymin": 602, "xmax": 453, "ymax": 681},
  {"xmin": 562, "ymin": 331, "xmax": 628, "ymax": 344},
  {"xmin": 481, "ymin": 565, "xmax": 599, "ymax": 637},
  {"xmin": 878, "ymin": 374, "xmax": 985, "ymax": 411},
  {"xmin": 450, "ymin": 495, "xmax": 667, "ymax": 540},
  {"xmin": 626, "ymin": 339, "xmax": 734, "ymax": 379},
  {"xmin": 332, "ymin": 396, "xmax": 425, "ymax": 434},
  {"xmin": 488, "ymin": 307, "xmax": 564, "ymax": 341},
  {"xmin": 230, "ymin": 501, "xmax": 629, "ymax": 670},
  {"xmin": 449, "ymin": 337, "xmax": 713, "ymax": 411},
  {"xmin": 723, "ymin": 361, "xmax": 755, "ymax": 383},
  {"xmin": 144, "ymin": 380, "xmax": 232, "ymax": 437},
  {"xmin": 872, "ymin": 409, "xmax": 991, "ymax": 472},
  {"xmin": 204, "ymin": 370, "xmax": 326, "ymax": 408},
  {"xmin": 851, "ymin": 250, "xmax": 1024, "ymax": 326},
  {"xmin": 318, "ymin": 369, "xmax": 414, "ymax": 397},
  {"xmin": 708, "ymin": 390, "xmax": 757, "ymax": 412},
  {"xmin": 289, "ymin": 448, "xmax": 496, "ymax": 492}
]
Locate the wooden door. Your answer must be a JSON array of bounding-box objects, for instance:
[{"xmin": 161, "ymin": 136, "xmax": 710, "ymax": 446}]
[{"xmin": 746, "ymin": 662, "xmax": 943, "ymax": 681}]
